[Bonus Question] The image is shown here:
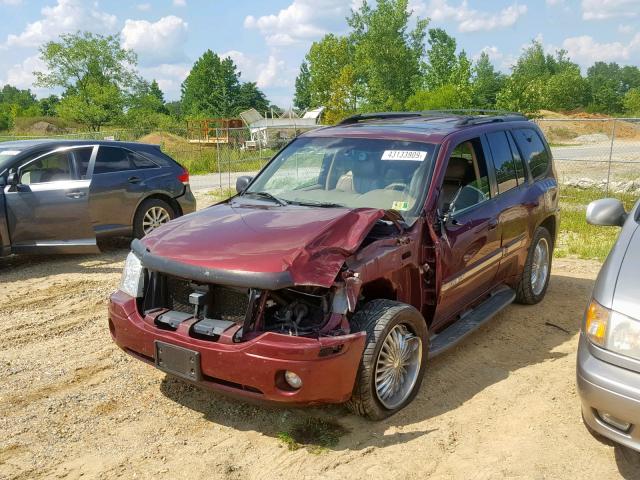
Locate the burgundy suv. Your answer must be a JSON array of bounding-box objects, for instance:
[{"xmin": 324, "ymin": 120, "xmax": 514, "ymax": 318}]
[{"xmin": 109, "ymin": 112, "xmax": 559, "ymax": 419}]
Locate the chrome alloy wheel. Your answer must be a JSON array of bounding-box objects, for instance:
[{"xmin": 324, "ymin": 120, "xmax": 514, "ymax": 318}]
[
  {"xmin": 531, "ymin": 237, "xmax": 550, "ymax": 296},
  {"xmin": 142, "ymin": 206, "xmax": 171, "ymax": 234},
  {"xmin": 374, "ymin": 324, "xmax": 423, "ymax": 409}
]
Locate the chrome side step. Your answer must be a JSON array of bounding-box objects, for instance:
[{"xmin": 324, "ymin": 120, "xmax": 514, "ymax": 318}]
[{"xmin": 429, "ymin": 286, "xmax": 516, "ymax": 358}]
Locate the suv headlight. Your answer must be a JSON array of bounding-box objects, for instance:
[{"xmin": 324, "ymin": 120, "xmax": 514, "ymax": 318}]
[
  {"xmin": 584, "ymin": 298, "xmax": 640, "ymax": 360},
  {"xmin": 120, "ymin": 251, "xmax": 145, "ymax": 298}
]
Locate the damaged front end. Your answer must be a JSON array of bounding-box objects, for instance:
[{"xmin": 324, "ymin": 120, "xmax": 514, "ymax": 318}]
[{"xmin": 130, "ymin": 239, "xmax": 364, "ymax": 343}]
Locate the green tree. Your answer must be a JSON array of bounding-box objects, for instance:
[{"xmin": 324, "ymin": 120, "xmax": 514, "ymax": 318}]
[
  {"xmin": 325, "ymin": 65, "xmax": 358, "ymax": 123},
  {"xmin": 624, "ymin": 88, "xmax": 640, "ymax": 115},
  {"xmin": 235, "ymin": 82, "xmax": 270, "ymax": 115},
  {"xmin": 406, "ymin": 84, "xmax": 470, "ymax": 110},
  {"xmin": 471, "ymin": 52, "xmax": 504, "ymax": 108},
  {"xmin": 39, "ymin": 95, "xmax": 60, "ymax": 116},
  {"xmin": 293, "ymin": 61, "xmax": 312, "ymax": 110},
  {"xmin": 424, "ymin": 28, "xmax": 458, "ymax": 90},
  {"xmin": 306, "ymin": 34, "xmax": 352, "ymax": 108},
  {"xmin": 585, "ymin": 62, "xmax": 640, "ymax": 114},
  {"xmin": 544, "ymin": 65, "xmax": 589, "ymax": 111},
  {"xmin": 181, "ymin": 50, "xmax": 242, "ymax": 117},
  {"xmin": 348, "ymin": 0, "xmax": 428, "ymax": 110},
  {"xmin": 34, "ymin": 32, "xmax": 139, "ymax": 130}
]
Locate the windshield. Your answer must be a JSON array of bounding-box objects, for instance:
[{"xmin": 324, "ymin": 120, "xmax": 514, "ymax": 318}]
[{"xmin": 245, "ymin": 137, "xmax": 436, "ymax": 224}]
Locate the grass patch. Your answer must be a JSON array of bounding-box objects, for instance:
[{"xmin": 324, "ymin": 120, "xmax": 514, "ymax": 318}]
[
  {"xmin": 207, "ymin": 188, "xmax": 236, "ymax": 202},
  {"xmin": 556, "ymin": 186, "xmax": 637, "ymax": 261},
  {"xmin": 277, "ymin": 417, "xmax": 348, "ymax": 453}
]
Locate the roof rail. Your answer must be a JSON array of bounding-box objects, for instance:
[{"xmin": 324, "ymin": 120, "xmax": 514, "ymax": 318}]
[
  {"xmin": 337, "ymin": 112, "xmax": 425, "ymax": 125},
  {"xmin": 337, "ymin": 109, "xmax": 528, "ymax": 126}
]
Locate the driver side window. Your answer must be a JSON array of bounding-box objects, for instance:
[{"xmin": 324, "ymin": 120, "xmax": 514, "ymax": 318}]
[
  {"xmin": 20, "ymin": 151, "xmax": 73, "ymax": 185},
  {"xmin": 440, "ymin": 139, "xmax": 491, "ymax": 215}
]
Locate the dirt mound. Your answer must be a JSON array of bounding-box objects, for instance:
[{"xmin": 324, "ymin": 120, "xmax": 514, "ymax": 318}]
[
  {"xmin": 536, "ymin": 111, "xmax": 640, "ymax": 142},
  {"xmin": 138, "ymin": 131, "xmax": 190, "ymax": 148}
]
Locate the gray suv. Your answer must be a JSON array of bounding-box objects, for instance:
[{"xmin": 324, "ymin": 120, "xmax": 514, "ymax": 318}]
[
  {"xmin": 578, "ymin": 197, "xmax": 640, "ymax": 452},
  {"xmin": 0, "ymin": 139, "xmax": 196, "ymax": 256}
]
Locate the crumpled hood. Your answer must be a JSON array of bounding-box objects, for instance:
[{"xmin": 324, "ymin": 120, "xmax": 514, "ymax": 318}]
[{"xmin": 140, "ymin": 200, "xmax": 385, "ymax": 287}]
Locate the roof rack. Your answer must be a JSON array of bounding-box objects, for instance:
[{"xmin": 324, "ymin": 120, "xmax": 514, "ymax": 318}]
[{"xmin": 337, "ymin": 110, "xmax": 528, "ymax": 126}]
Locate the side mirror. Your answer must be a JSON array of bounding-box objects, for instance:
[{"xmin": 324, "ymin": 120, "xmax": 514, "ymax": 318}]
[
  {"xmin": 236, "ymin": 175, "xmax": 253, "ymax": 194},
  {"xmin": 586, "ymin": 198, "xmax": 627, "ymax": 227},
  {"xmin": 6, "ymin": 171, "xmax": 18, "ymax": 186}
]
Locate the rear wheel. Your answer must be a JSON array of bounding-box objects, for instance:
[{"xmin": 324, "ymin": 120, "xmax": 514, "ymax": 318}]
[
  {"xmin": 516, "ymin": 226, "xmax": 552, "ymax": 305},
  {"xmin": 133, "ymin": 198, "xmax": 175, "ymax": 238},
  {"xmin": 347, "ymin": 299, "xmax": 429, "ymax": 420}
]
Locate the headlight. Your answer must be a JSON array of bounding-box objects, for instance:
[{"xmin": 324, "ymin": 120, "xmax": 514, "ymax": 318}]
[
  {"xmin": 584, "ymin": 298, "xmax": 640, "ymax": 360},
  {"xmin": 120, "ymin": 251, "xmax": 144, "ymax": 298}
]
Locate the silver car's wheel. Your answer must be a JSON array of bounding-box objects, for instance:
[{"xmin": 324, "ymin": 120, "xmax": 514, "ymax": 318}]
[
  {"xmin": 531, "ymin": 237, "xmax": 550, "ymax": 296},
  {"xmin": 374, "ymin": 323, "xmax": 423, "ymax": 410},
  {"xmin": 142, "ymin": 206, "xmax": 171, "ymax": 234}
]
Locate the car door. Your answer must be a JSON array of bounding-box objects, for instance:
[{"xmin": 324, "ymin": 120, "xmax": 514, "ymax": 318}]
[
  {"xmin": 434, "ymin": 137, "xmax": 502, "ymax": 328},
  {"xmin": 485, "ymin": 130, "xmax": 532, "ymax": 282},
  {"xmin": 3, "ymin": 146, "xmax": 99, "ymax": 254},
  {"xmin": 89, "ymin": 146, "xmax": 160, "ymax": 236}
]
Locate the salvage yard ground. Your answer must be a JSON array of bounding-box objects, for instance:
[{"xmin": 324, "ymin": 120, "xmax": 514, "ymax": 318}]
[{"xmin": 1, "ymin": 190, "xmax": 639, "ymax": 479}]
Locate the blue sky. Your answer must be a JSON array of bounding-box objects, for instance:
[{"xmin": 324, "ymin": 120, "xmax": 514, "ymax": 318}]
[{"xmin": 1, "ymin": 0, "xmax": 639, "ymax": 106}]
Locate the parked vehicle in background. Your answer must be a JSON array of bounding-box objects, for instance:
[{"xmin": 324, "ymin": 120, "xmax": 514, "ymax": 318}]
[
  {"xmin": 578, "ymin": 197, "xmax": 640, "ymax": 453},
  {"xmin": 109, "ymin": 111, "xmax": 559, "ymax": 419},
  {"xmin": 0, "ymin": 140, "xmax": 195, "ymax": 256}
]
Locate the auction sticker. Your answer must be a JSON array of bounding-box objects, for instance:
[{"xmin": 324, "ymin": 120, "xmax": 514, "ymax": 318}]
[{"xmin": 381, "ymin": 150, "xmax": 427, "ymax": 161}]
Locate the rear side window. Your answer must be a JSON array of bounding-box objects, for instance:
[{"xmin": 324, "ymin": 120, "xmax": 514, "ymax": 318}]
[
  {"xmin": 94, "ymin": 146, "xmax": 133, "ymax": 174},
  {"xmin": 512, "ymin": 129, "xmax": 550, "ymax": 179},
  {"xmin": 507, "ymin": 133, "xmax": 526, "ymax": 184},
  {"xmin": 486, "ymin": 131, "xmax": 518, "ymax": 194},
  {"xmin": 93, "ymin": 147, "xmax": 157, "ymax": 174},
  {"xmin": 131, "ymin": 153, "xmax": 158, "ymax": 169}
]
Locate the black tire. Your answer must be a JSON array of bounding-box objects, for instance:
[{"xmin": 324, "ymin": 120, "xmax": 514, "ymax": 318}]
[
  {"xmin": 516, "ymin": 226, "xmax": 552, "ymax": 304},
  {"xmin": 133, "ymin": 198, "xmax": 176, "ymax": 239},
  {"xmin": 347, "ymin": 299, "xmax": 429, "ymax": 420}
]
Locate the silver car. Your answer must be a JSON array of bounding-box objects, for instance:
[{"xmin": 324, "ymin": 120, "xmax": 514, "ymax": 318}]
[{"xmin": 578, "ymin": 197, "xmax": 640, "ymax": 452}]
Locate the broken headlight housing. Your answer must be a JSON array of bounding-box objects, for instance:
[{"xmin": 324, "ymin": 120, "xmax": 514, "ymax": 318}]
[
  {"xmin": 584, "ymin": 298, "xmax": 640, "ymax": 361},
  {"xmin": 120, "ymin": 251, "xmax": 144, "ymax": 298}
]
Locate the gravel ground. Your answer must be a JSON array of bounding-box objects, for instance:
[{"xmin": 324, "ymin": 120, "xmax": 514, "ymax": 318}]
[{"xmin": 1, "ymin": 196, "xmax": 639, "ymax": 479}]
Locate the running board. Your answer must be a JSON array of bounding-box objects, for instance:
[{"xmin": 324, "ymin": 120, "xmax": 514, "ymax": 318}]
[{"xmin": 429, "ymin": 286, "xmax": 516, "ymax": 358}]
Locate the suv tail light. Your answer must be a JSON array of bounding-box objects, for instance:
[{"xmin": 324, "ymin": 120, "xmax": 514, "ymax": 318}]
[{"xmin": 178, "ymin": 168, "xmax": 189, "ymax": 185}]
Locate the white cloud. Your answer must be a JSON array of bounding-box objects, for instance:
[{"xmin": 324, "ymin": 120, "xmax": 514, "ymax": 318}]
[
  {"xmin": 582, "ymin": 0, "xmax": 640, "ymax": 20},
  {"xmin": 412, "ymin": 0, "xmax": 527, "ymax": 32},
  {"xmin": 173, "ymin": 0, "xmax": 186, "ymax": 6},
  {"xmin": 244, "ymin": 0, "xmax": 356, "ymax": 46},
  {"xmin": 3, "ymin": 0, "xmax": 117, "ymax": 48},
  {"xmin": 136, "ymin": 3, "xmax": 151, "ymax": 11},
  {"xmin": 618, "ymin": 24, "xmax": 634, "ymax": 34},
  {"xmin": 222, "ymin": 50, "xmax": 293, "ymax": 89},
  {"xmin": 561, "ymin": 34, "xmax": 640, "ymax": 65},
  {"xmin": 1, "ymin": 55, "xmax": 47, "ymax": 91},
  {"xmin": 121, "ymin": 16, "xmax": 188, "ymax": 66}
]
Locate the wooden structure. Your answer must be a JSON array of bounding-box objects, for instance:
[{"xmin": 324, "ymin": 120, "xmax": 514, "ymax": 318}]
[{"xmin": 186, "ymin": 118, "xmax": 244, "ymax": 145}]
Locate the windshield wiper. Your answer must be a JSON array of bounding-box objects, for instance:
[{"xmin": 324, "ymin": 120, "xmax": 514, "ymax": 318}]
[
  {"xmin": 287, "ymin": 199, "xmax": 345, "ymax": 208},
  {"xmin": 243, "ymin": 191, "xmax": 288, "ymax": 206}
]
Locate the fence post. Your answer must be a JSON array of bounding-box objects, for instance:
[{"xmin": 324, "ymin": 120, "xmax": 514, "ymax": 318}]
[
  {"xmin": 605, "ymin": 119, "xmax": 616, "ymax": 195},
  {"xmin": 215, "ymin": 128, "xmax": 221, "ymax": 193}
]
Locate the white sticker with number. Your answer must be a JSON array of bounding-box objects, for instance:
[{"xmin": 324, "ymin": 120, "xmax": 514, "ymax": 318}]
[{"xmin": 381, "ymin": 150, "xmax": 428, "ymax": 161}]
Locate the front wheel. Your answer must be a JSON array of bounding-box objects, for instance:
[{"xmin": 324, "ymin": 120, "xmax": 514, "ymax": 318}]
[
  {"xmin": 347, "ymin": 299, "xmax": 429, "ymax": 420},
  {"xmin": 133, "ymin": 198, "xmax": 176, "ymax": 238},
  {"xmin": 516, "ymin": 226, "xmax": 552, "ymax": 304}
]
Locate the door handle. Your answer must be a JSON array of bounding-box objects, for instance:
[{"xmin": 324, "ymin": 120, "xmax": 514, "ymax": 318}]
[
  {"xmin": 488, "ymin": 220, "xmax": 498, "ymax": 230},
  {"xmin": 128, "ymin": 176, "xmax": 141, "ymax": 184},
  {"xmin": 65, "ymin": 191, "xmax": 87, "ymax": 199}
]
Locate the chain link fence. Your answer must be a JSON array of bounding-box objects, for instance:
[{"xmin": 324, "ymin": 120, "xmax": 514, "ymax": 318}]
[
  {"xmin": 535, "ymin": 117, "xmax": 640, "ymax": 197},
  {"xmin": 2, "ymin": 119, "xmax": 639, "ymax": 197}
]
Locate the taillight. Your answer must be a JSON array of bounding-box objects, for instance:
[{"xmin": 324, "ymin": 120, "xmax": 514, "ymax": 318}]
[{"xmin": 178, "ymin": 168, "xmax": 189, "ymax": 185}]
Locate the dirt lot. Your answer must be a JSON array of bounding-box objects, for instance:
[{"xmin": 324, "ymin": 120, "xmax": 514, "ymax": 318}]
[{"xmin": 1, "ymin": 200, "xmax": 640, "ymax": 479}]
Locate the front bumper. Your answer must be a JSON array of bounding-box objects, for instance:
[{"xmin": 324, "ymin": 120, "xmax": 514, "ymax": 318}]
[
  {"xmin": 108, "ymin": 290, "xmax": 366, "ymax": 405},
  {"xmin": 577, "ymin": 333, "xmax": 640, "ymax": 452}
]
